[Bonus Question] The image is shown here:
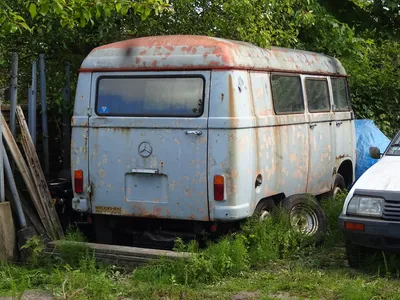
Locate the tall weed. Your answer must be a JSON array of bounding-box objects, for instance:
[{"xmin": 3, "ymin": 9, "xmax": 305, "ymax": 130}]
[
  {"xmin": 320, "ymin": 193, "xmax": 346, "ymax": 247},
  {"xmin": 134, "ymin": 208, "xmax": 308, "ymax": 286}
]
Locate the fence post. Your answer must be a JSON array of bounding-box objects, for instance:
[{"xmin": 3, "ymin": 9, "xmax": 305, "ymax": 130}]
[
  {"xmin": 29, "ymin": 61, "xmax": 37, "ymax": 147},
  {"xmin": 62, "ymin": 62, "xmax": 71, "ymax": 171},
  {"xmin": 9, "ymin": 53, "xmax": 18, "ymax": 139},
  {"xmin": 3, "ymin": 147, "xmax": 27, "ymax": 228},
  {"xmin": 39, "ymin": 54, "xmax": 49, "ymax": 176}
]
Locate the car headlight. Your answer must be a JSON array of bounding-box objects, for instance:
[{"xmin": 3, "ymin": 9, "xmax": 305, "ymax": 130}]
[{"xmin": 347, "ymin": 195, "xmax": 384, "ymax": 217}]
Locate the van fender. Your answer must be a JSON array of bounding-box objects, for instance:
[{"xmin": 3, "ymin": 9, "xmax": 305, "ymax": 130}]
[{"xmin": 333, "ymin": 158, "xmax": 354, "ymax": 190}]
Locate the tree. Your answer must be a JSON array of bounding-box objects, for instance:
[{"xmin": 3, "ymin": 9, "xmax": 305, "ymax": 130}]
[
  {"xmin": 0, "ymin": 0, "xmax": 170, "ymax": 36},
  {"xmin": 319, "ymin": 0, "xmax": 400, "ymax": 37}
]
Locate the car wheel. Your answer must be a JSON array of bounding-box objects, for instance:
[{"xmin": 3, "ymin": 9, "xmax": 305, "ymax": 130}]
[
  {"xmin": 332, "ymin": 174, "xmax": 346, "ymax": 197},
  {"xmin": 345, "ymin": 240, "xmax": 373, "ymax": 268},
  {"xmin": 282, "ymin": 194, "xmax": 327, "ymax": 244}
]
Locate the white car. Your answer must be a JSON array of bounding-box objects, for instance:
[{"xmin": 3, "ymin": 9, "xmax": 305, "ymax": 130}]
[{"xmin": 339, "ymin": 132, "xmax": 400, "ymax": 268}]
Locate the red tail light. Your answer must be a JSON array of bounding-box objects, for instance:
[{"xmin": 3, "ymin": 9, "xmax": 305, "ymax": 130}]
[
  {"xmin": 74, "ymin": 169, "xmax": 83, "ymax": 194},
  {"xmin": 214, "ymin": 175, "xmax": 224, "ymax": 201}
]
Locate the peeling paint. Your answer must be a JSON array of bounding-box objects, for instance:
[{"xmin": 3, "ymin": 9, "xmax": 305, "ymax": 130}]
[{"xmin": 71, "ymin": 38, "xmax": 354, "ymax": 224}]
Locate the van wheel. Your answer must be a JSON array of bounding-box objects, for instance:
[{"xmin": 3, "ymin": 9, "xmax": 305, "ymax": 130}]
[
  {"xmin": 255, "ymin": 199, "xmax": 275, "ymax": 221},
  {"xmin": 282, "ymin": 194, "xmax": 327, "ymax": 244},
  {"xmin": 345, "ymin": 240, "xmax": 374, "ymax": 268},
  {"xmin": 332, "ymin": 174, "xmax": 346, "ymax": 197}
]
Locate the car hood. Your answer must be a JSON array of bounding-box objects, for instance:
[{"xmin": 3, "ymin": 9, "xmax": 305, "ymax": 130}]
[{"xmin": 343, "ymin": 155, "xmax": 400, "ymax": 213}]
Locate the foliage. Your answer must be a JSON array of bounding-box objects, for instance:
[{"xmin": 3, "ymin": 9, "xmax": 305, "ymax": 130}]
[
  {"xmin": 2, "ymin": 196, "xmax": 400, "ymax": 299},
  {"xmin": 20, "ymin": 235, "xmax": 46, "ymax": 266},
  {"xmin": 0, "ymin": 0, "xmax": 171, "ymax": 36},
  {"xmin": 342, "ymin": 39, "xmax": 400, "ymax": 137},
  {"xmin": 320, "ymin": 0, "xmax": 400, "ymax": 38},
  {"xmin": 0, "ymin": 0, "xmax": 398, "ymax": 155}
]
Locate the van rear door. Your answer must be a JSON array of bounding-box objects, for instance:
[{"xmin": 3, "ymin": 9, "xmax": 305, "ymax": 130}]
[{"xmin": 88, "ymin": 71, "xmax": 210, "ymax": 221}]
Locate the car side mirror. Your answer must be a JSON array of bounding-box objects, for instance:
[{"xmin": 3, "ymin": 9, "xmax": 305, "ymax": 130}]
[{"xmin": 369, "ymin": 146, "xmax": 381, "ymax": 159}]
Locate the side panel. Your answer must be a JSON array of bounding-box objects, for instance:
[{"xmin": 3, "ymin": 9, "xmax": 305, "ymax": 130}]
[
  {"xmin": 208, "ymin": 71, "xmax": 310, "ymax": 221},
  {"xmin": 71, "ymin": 73, "xmax": 91, "ymax": 202}
]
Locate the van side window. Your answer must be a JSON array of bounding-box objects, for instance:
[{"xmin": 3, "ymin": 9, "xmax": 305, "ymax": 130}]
[
  {"xmin": 305, "ymin": 79, "xmax": 330, "ymax": 112},
  {"xmin": 96, "ymin": 76, "xmax": 205, "ymax": 117},
  {"xmin": 332, "ymin": 78, "xmax": 351, "ymax": 111},
  {"xmin": 271, "ymin": 75, "xmax": 304, "ymax": 114}
]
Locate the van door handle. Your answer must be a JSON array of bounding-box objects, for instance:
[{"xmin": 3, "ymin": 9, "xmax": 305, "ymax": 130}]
[
  {"xmin": 186, "ymin": 130, "xmax": 202, "ymax": 136},
  {"xmin": 336, "ymin": 122, "xmax": 343, "ymax": 127},
  {"xmin": 309, "ymin": 124, "xmax": 317, "ymax": 129}
]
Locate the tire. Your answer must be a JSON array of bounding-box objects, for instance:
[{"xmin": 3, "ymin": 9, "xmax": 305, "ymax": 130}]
[
  {"xmin": 345, "ymin": 240, "xmax": 373, "ymax": 268},
  {"xmin": 282, "ymin": 194, "xmax": 327, "ymax": 244},
  {"xmin": 332, "ymin": 174, "xmax": 346, "ymax": 197},
  {"xmin": 255, "ymin": 199, "xmax": 275, "ymax": 221}
]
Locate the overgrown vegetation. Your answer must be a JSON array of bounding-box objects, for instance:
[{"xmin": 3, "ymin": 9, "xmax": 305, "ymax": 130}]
[
  {"xmin": 1, "ymin": 0, "xmax": 399, "ymax": 142},
  {"xmin": 2, "ymin": 194, "xmax": 400, "ymax": 299}
]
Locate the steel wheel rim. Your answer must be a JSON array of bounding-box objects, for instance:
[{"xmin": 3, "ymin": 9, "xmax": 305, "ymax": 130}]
[
  {"xmin": 260, "ymin": 210, "xmax": 271, "ymax": 221},
  {"xmin": 333, "ymin": 186, "xmax": 342, "ymax": 197},
  {"xmin": 290, "ymin": 204, "xmax": 319, "ymax": 235}
]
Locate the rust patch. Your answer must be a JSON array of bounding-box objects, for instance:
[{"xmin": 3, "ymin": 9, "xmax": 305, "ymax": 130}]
[
  {"xmin": 336, "ymin": 154, "xmax": 347, "ymax": 160},
  {"xmin": 165, "ymin": 45, "xmax": 174, "ymax": 52},
  {"xmin": 152, "ymin": 206, "xmax": 162, "ymax": 216}
]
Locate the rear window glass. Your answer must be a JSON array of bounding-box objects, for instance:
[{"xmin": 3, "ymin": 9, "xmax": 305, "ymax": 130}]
[
  {"xmin": 96, "ymin": 76, "xmax": 205, "ymax": 117},
  {"xmin": 332, "ymin": 78, "xmax": 351, "ymax": 111},
  {"xmin": 271, "ymin": 75, "xmax": 304, "ymax": 114},
  {"xmin": 305, "ymin": 79, "xmax": 330, "ymax": 112}
]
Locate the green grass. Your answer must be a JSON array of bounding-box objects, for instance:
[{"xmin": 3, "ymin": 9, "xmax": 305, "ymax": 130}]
[{"xmin": 2, "ymin": 194, "xmax": 400, "ymax": 299}]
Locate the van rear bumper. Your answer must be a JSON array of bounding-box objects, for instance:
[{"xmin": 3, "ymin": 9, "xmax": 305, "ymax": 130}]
[{"xmin": 213, "ymin": 203, "xmax": 250, "ymax": 221}]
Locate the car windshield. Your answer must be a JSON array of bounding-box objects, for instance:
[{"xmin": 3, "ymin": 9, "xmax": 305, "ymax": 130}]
[{"xmin": 386, "ymin": 133, "xmax": 400, "ymax": 155}]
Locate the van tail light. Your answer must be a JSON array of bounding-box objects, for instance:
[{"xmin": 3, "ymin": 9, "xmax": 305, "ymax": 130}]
[
  {"xmin": 74, "ymin": 169, "xmax": 83, "ymax": 194},
  {"xmin": 214, "ymin": 175, "xmax": 224, "ymax": 201}
]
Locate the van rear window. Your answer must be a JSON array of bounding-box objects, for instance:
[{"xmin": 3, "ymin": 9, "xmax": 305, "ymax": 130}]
[
  {"xmin": 96, "ymin": 76, "xmax": 205, "ymax": 117},
  {"xmin": 271, "ymin": 75, "xmax": 304, "ymax": 114}
]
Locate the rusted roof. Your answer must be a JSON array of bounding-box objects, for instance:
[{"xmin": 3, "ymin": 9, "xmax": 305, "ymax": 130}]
[{"xmin": 80, "ymin": 35, "xmax": 346, "ymax": 76}]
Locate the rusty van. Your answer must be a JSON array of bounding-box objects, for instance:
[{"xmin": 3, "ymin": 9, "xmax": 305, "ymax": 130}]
[{"xmin": 70, "ymin": 35, "xmax": 356, "ymax": 245}]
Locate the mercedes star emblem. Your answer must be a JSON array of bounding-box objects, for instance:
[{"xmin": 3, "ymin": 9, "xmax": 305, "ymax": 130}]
[{"xmin": 138, "ymin": 141, "xmax": 153, "ymax": 158}]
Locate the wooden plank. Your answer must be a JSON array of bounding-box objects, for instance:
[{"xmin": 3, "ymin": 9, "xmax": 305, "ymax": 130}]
[
  {"xmin": 47, "ymin": 242, "xmax": 190, "ymax": 259},
  {"xmin": 16, "ymin": 106, "xmax": 64, "ymax": 240},
  {"xmin": 4, "ymin": 185, "xmax": 46, "ymax": 236},
  {"xmin": 1, "ymin": 115, "xmax": 52, "ymax": 239},
  {"xmin": 45, "ymin": 242, "xmax": 190, "ymax": 267}
]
